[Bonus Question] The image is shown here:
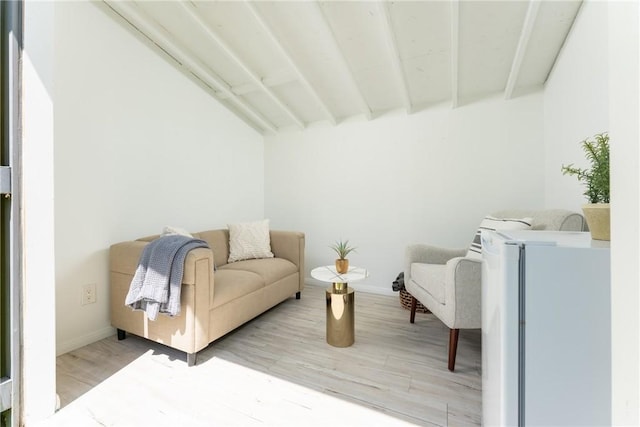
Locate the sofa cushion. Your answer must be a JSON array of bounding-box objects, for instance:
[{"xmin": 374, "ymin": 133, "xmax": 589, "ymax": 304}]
[
  {"xmin": 411, "ymin": 263, "xmax": 447, "ymax": 305},
  {"xmin": 219, "ymin": 257, "xmax": 297, "ymax": 285},
  {"xmin": 161, "ymin": 225, "xmax": 193, "ymax": 237},
  {"xmin": 212, "ymin": 269, "xmax": 264, "ymax": 308},
  {"xmin": 228, "ymin": 219, "xmax": 274, "ymax": 263},
  {"xmin": 194, "ymin": 229, "xmax": 230, "ymax": 268}
]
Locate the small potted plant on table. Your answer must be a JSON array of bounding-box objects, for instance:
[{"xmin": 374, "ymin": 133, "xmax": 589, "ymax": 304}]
[
  {"xmin": 330, "ymin": 239, "xmax": 356, "ymax": 274},
  {"xmin": 561, "ymin": 132, "xmax": 610, "ymax": 240}
]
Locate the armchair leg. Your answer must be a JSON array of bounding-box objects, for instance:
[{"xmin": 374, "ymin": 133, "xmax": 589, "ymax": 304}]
[
  {"xmin": 117, "ymin": 329, "xmax": 126, "ymax": 341},
  {"xmin": 295, "ymin": 291, "xmax": 301, "ymax": 300},
  {"xmin": 410, "ymin": 296, "xmax": 417, "ymax": 324},
  {"xmin": 448, "ymin": 328, "xmax": 460, "ymax": 372}
]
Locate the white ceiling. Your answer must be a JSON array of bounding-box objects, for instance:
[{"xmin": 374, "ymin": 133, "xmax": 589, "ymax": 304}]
[{"xmin": 103, "ymin": 0, "xmax": 583, "ymax": 133}]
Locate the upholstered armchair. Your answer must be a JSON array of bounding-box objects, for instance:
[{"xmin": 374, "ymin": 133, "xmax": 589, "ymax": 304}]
[{"xmin": 404, "ymin": 209, "xmax": 585, "ymax": 371}]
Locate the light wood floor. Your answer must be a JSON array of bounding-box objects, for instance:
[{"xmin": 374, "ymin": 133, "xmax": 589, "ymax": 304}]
[{"xmin": 47, "ymin": 284, "xmax": 481, "ymax": 426}]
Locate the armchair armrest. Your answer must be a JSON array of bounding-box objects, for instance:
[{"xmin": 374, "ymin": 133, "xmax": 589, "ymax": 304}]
[
  {"xmin": 404, "ymin": 244, "xmax": 466, "ymax": 284},
  {"xmin": 445, "ymin": 257, "xmax": 482, "ymax": 329}
]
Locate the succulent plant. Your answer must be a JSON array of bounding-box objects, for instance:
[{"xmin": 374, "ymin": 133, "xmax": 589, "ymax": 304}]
[{"xmin": 330, "ymin": 239, "xmax": 356, "ymax": 260}]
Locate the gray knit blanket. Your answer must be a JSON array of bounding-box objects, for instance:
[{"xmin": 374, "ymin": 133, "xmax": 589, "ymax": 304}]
[{"xmin": 125, "ymin": 235, "xmax": 209, "ymax": 321}]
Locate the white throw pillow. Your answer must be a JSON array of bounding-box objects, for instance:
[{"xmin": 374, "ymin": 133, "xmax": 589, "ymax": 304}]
[
  {"xmin": 466, "ymin": 216, "xmax": 533, "ymax": 259},
  {"xmin": 161, "ymin": 225, "xmax": 193, "ymax": 238},
  {"xmin": 228, "ymin": 219, "xmax": 274, "ymax": 263}
]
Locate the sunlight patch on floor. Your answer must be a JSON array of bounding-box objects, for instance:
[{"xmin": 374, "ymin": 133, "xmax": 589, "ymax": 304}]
[{"xmin": 42, "ymin": 350, "xmax": 419, "ymax": 426}]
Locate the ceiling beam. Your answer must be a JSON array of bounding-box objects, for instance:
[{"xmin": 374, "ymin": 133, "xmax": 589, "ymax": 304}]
[
  {"xmin": 450, "ymin": 0, "xmax": 459, "ymax": 109},
  {"xmin": 504, "ymin": 0, "xmax": 541, "ymax": 100},
  {"xmin": 315, "ymin": 2, "xmax": 372, "ymax": 120},
  {"xmin": 103, "ymin": 1, "xmax": 277, "ymax": 133},
  {"xmin": 378, "ymin": 2, "xmax": 412, "ymax": 114},
  {"xmin": 179, "ymin": 1, "xmax": 306, "ymax": 130},
  {"xmin": 246, "ymin": 2, "xmax": 337, "ymax": 125},
  {"xmin": 218, "ymin": 73, "xmax": 298, "ymax": 99}
]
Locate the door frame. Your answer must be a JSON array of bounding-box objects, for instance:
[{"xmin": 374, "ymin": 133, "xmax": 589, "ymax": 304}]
[{"xmin": 0, "ymin": 1, "xmax": 22, "ymax": 425}]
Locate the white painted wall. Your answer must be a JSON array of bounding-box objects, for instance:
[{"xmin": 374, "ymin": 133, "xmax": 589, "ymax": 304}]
[
  {"xmin": 265, "ymin": 94, "xmax": 544, "ymax": 294},
  {"xmin": 54, "ymin": 2, "xmax": 264, "ymax": 355},
  {"xmin": 543, "ymin": 1, "xmax": 609, "ymax": 212},
  {"xmin": 544, "ymin": 1, "xmax": 640, "ymax": 422},
  {"xmin": 544, "ymin": 1, "xmax": 609, "ymax": 212},
  {"xmin": 23, "ymin": 0, "xmax": 57, "ymax": 422},
  {"xmin": 609, "ymin": 1, "xmax": 640, "ymax": 424}
]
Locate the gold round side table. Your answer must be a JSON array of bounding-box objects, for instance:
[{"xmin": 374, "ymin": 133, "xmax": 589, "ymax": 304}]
[{"xmin": 310, "ymin": 265, "xmax": 369, "ymax": 347}]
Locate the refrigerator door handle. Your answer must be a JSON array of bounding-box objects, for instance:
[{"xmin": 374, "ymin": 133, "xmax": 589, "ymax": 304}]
[{"xmin": 518, "ymin": 244, "xmax": 526, "ymax": 427}]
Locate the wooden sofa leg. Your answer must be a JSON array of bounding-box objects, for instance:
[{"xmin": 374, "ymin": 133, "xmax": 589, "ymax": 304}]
[
  {"xmin": 117, "ymin": 329, "xmax": 126, "ymax": 341},
  {"xmin": 448, "ymin": 328, "xmax": 460, "ymax": 372},
  {"xmin": 187, "ymin": 352, "xmax": 197, "ymax": 367},
  {"xmin": 296, "ymin": 291, "xmax": 301, "ymax": 300},
  {"xmin": 410, "ymin": 296, "xmax": 417, "ymax": 324}
]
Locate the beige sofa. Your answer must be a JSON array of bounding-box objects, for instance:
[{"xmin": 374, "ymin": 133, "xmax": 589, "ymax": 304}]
[{"xmin": 110, "ymin": 229, "xmax": 305, "ymax": 366}]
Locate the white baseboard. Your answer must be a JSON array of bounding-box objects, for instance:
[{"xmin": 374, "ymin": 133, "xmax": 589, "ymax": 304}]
[
  {"xmin": 57, "ymin": 326, "xmax": 116, "ymax": 356},
  {"xmin": 305, "ymin": 277, "xmax": 395, "ymax": 296}
]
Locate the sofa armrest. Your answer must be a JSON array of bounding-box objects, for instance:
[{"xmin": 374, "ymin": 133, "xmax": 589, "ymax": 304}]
[
  {"xmin": 110, "ymin": 241, "xmax": 215, "ymax": 301},
  {"xmin": 110, "ymin": 241, "xmax": 215, "ymax": 286},
  {"xmin": 270, "ymin": 230, "xmax": 305, "ymax": 290},
  {"xmin": 270, "ymin": 231, "xmax": 305, "ymax": 268},
  {"xmin": 445, "ymin": 257, "xmax": 482, "ymax": 329},
  {"xmin": 181, "ymin": 248, "xmax": 215, "ymax": 285},
  {"xmin": 109, "ymin": 240, "xmax": 215, "ymax": 355},
  {"xmin": 110, "ymin": 240, "xmax": 149, "ymax": 276}
]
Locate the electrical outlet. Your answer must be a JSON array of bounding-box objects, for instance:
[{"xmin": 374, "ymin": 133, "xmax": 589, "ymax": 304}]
[{"xmin": 81, "ymin": 283, "xmax": 97, "ymax": 305}]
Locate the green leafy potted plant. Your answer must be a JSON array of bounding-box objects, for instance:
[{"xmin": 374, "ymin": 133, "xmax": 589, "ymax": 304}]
[
  {"xmin": 561, "ymin": 132, "xmax": 610, "ymax": 240},
  {"xmin": 330, "ymin": 239, "xmax": 356, "ymax": 274}
]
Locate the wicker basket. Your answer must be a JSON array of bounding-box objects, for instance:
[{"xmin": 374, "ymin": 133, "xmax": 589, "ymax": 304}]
[{"xmin": 399, "ymin": 289, "xmax": 429, "ymax": 313}]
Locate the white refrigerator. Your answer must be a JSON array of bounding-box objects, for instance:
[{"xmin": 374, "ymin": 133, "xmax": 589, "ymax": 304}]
[{"xmin": 481, "ymin": 230, "xmax": 610, "ymax": 426}]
